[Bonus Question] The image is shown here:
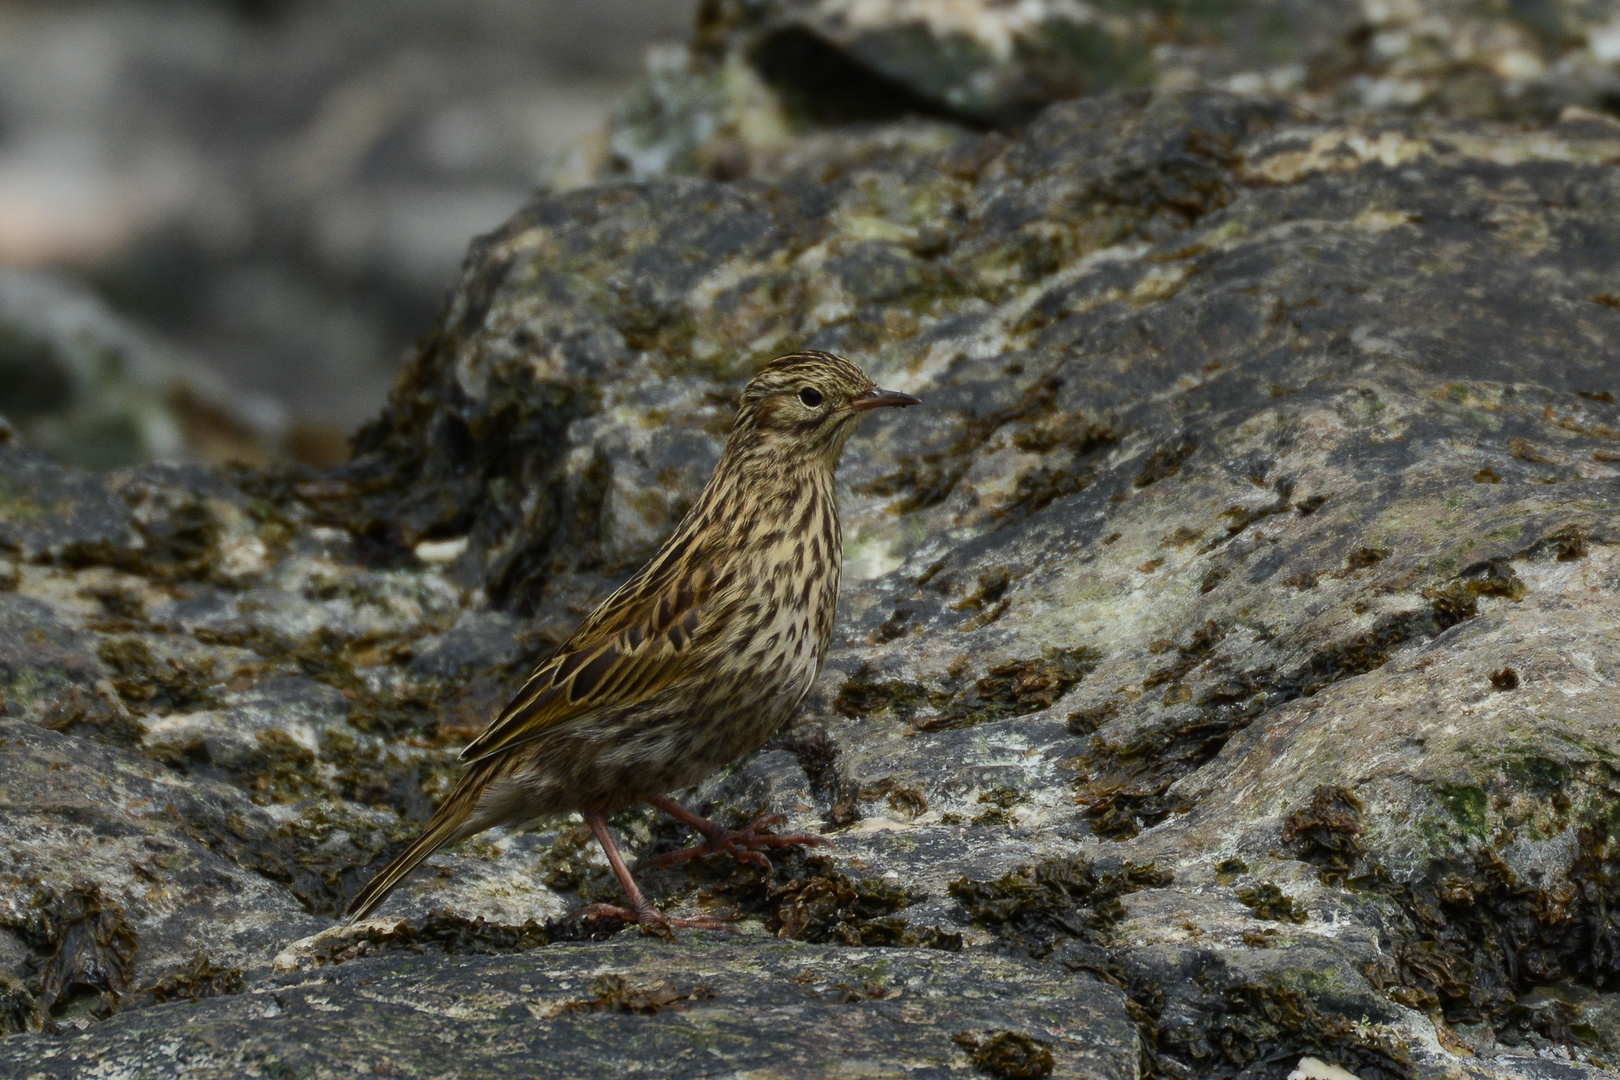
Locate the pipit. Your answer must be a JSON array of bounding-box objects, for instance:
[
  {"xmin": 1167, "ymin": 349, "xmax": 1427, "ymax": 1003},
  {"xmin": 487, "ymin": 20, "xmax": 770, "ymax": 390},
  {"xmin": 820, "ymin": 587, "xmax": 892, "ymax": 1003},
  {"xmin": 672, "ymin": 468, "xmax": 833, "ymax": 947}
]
[{"xmin": 346, "ymin": 351, "xmax": 919, "ymax": 931}]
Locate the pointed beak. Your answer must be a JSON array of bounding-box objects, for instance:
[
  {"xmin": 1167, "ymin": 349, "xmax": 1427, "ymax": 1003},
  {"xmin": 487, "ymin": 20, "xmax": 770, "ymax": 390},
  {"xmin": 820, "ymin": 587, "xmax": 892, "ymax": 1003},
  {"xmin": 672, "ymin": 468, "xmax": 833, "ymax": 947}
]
[{"xmin": 848, "ymin": 386, "xmax": 922, "ymax": 412}]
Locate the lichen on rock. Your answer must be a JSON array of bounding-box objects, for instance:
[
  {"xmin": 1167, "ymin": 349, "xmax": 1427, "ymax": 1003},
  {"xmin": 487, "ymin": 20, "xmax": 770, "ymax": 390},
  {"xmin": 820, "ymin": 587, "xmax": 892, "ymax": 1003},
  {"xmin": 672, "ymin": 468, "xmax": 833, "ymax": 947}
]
[{"xmin": 5, "ymin": 4, "xmax": 1620, "ymax": 1075}]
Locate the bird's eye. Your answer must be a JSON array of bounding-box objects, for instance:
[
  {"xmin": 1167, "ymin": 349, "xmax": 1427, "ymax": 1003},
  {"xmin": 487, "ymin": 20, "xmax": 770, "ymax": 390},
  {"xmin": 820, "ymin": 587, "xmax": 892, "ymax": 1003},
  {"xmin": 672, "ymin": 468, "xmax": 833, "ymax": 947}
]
[{"xmin": 798, "ymin": 387, "xmax": 824, "ymax": 408}]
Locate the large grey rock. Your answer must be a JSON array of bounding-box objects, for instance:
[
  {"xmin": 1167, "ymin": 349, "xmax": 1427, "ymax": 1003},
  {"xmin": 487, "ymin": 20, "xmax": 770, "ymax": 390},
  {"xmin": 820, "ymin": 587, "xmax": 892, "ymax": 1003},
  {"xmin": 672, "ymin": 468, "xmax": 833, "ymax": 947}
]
[
  {"xmin": 4, "ymin": 87, "xmax": 1620, "ymax": 1077},
  {"xmin": 0, "ymin": 938, "xmax": 1138, "ymax": 1078}
]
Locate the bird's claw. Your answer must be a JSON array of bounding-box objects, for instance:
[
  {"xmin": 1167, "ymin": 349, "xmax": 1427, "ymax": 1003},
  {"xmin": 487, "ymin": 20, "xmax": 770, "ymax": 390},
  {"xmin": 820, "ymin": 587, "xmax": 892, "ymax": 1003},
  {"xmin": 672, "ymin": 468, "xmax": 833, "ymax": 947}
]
[
  {"xmin": 653, "ymin": 813, "xmax": 830, "ymax": 873},
  {"xmin": 576, "ymin": 902, "xmax": 737, "ymax": 938}
]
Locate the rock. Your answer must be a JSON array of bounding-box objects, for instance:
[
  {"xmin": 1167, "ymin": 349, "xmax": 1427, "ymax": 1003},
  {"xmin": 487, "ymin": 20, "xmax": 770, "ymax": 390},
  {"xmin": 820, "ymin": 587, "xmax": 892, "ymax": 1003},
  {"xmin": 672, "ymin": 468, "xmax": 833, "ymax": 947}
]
[
  {"xmin": 0, "ymin": 717, "xmax": 324, "ymax": 1005},
  {"xmin": 590, "ymin": 0, "xmax": 1620, "ymax": 185},
  {"xmin": 4, "ymin": 85, "xmax": 1620, "ymax": 1077},
  {"xmin": 0, "ymin": 938, "xmax": 1137, "ymax": 1078},
  {"xmin": 1291, "ymin": 1059, "xmax": 1366, "ymax": 1080}
]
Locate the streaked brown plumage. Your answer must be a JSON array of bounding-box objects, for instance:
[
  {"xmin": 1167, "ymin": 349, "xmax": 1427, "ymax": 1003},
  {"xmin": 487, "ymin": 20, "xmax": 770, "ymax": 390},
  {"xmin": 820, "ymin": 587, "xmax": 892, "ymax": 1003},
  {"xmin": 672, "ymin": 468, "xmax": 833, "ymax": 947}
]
[{"xmin": 346, "ymin": 351, "xmax": 919, "ymax": 931}]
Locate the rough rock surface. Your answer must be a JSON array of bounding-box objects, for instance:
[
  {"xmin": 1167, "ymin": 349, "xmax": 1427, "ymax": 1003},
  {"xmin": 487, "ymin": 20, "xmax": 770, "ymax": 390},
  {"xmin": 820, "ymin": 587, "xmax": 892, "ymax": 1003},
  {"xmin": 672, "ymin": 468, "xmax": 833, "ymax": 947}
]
[
  {"xmin": 4, "ymin": 71, "xmax": 1620, "ymax": 1080},
  {"xmin": 7, "ymin": 939, "xmax": 1139, "ymax": 1079},
  {"xmin": 594, "ymin": 0, "xmax": 1620, "ymax": 184}
]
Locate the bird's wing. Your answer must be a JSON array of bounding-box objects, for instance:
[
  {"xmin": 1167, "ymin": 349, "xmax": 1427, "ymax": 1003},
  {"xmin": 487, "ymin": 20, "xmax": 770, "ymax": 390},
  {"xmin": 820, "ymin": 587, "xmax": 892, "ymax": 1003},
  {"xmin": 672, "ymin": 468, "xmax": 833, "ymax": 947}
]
[{"xmin": 457, "ymin": 561, "xmax": 723, "ymax": 764}]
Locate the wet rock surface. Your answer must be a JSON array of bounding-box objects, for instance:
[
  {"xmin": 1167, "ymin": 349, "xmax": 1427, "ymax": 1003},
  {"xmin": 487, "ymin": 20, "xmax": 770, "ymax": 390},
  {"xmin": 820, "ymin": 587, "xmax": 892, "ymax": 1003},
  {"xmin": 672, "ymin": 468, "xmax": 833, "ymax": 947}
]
[{"xmin": 4, "ymin": 47, "xmax": 1620, "ymax": 1080}]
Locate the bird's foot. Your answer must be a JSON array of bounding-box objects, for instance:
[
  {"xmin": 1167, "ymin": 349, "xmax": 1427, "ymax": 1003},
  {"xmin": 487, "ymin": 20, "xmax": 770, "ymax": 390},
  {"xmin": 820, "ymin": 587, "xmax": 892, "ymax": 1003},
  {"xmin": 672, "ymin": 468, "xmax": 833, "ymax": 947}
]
[
  {"xmin": 653, "ymin": 813, "xmax": 829, "ymax": 874},
  {"xmin": 579, "ymin": 810, "xmax": 738, "ymax": 938},
  {"xmin": 576, "ymin": 902, "xmax": 737, "ymax": 938}
]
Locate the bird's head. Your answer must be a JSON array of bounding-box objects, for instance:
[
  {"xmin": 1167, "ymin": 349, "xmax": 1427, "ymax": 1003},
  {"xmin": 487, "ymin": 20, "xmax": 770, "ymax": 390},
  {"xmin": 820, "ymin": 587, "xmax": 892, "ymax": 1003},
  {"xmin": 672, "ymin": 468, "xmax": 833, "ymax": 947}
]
[{"xmin": 729, "ymin": 351, "xmax": 919, "ymax": 469}]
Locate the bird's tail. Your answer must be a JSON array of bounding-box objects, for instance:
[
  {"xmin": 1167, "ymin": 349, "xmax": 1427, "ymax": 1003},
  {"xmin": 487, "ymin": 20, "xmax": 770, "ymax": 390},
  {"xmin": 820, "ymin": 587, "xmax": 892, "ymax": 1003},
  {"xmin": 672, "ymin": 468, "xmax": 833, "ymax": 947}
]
[{"xmin": 344, "ymin": 775, "xmax": 485, "ymax": 924}]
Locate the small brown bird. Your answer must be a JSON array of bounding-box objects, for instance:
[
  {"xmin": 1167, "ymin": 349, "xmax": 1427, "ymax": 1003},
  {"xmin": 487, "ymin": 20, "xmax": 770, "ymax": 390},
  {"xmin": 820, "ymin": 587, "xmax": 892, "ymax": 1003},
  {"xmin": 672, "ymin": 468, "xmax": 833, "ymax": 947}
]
[{"xmin": 346, "ymin": 351, "xmax": 919, "ymax": 931}]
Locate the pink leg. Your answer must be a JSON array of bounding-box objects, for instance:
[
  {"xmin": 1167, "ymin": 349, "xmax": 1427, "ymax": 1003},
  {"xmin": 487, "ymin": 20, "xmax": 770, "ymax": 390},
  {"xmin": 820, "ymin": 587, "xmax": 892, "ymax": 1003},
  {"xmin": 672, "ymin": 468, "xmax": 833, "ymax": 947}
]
[
  {"xmin": 576, "ymin": 812, "xmax": 735, "ymax": 935},
  {"xmin": 648, "ymin": 796, "xmax": 829, "ymax": 873}
]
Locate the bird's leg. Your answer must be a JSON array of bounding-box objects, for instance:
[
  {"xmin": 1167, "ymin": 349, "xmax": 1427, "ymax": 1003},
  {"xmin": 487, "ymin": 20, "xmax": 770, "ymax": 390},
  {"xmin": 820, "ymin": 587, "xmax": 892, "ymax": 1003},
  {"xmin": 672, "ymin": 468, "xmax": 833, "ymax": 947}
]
[
  {"xmin": 648, "ymin": 796, "xmax": 829, "ymax": 873},
  {"xmin": 577, "ymin": 811, "xmax": 735, "ymax": 934}
]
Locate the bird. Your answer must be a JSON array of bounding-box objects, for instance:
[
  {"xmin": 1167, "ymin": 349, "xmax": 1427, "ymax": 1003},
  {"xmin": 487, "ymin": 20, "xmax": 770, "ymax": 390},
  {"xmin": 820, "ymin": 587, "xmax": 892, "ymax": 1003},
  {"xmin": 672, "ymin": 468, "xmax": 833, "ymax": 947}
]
[{"xmin": 345, "ymin": 351, "xmax": 920, "ymax": 931}]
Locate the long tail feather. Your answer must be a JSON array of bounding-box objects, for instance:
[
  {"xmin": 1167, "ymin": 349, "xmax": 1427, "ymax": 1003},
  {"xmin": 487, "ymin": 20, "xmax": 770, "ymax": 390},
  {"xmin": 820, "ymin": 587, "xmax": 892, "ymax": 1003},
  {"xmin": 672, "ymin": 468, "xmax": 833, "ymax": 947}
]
[{"xmin": 345, "ymin": 786, "xmax": 481, "ymax": 923}]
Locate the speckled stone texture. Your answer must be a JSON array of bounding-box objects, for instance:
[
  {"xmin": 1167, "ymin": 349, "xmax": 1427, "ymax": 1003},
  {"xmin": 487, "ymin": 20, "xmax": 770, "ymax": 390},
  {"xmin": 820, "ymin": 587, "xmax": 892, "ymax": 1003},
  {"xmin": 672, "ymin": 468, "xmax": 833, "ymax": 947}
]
[
  {"xmin": 5, "ymin": 940, "xmax": 1139, "ymax": 1080},
  {"xmin": 4, "ymin": 87, "xmax": 1620, "ymax": 1078},
  {"xmin": 591, "ymin": 0, "xmax": 1620, "ymax": 185}
]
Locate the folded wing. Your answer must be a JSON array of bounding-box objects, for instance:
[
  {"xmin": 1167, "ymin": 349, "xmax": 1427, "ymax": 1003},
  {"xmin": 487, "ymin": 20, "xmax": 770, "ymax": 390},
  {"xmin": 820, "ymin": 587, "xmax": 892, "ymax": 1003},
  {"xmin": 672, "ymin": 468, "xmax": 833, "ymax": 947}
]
[{"xmin": 458, "ymin": 563, "xmax": 720, "ymax": 763}]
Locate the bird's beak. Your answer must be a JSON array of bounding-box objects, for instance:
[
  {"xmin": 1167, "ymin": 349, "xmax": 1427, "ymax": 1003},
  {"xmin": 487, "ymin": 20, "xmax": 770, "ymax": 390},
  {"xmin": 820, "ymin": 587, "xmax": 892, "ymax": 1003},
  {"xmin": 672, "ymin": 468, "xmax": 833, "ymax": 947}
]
[{"xmin": 848, "ymin": 387, "xmax": 921, "ymax": 411}]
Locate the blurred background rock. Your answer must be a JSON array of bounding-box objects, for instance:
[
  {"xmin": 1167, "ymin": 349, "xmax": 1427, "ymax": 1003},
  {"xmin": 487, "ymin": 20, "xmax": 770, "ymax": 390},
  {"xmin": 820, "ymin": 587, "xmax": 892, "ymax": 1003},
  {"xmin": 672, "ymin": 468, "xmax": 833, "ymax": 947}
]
[
  {"xmin": 8, "ymin": 0, "xmax": 1620, "ymax": 470},
  {"xmin": 0, "ymin": 0, "xmax": 697, "ymax": 468}
]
